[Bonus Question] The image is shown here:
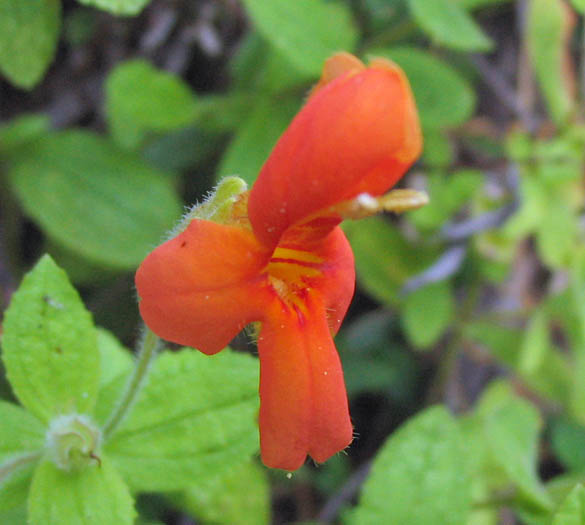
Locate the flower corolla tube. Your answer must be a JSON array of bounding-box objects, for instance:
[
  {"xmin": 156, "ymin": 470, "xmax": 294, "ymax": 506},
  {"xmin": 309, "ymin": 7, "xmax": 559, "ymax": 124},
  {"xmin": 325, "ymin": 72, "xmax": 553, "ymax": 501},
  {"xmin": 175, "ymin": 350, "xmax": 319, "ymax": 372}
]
[{"xmin": 135, "ymin": 52, "xmax": 423, "ymax": 470}]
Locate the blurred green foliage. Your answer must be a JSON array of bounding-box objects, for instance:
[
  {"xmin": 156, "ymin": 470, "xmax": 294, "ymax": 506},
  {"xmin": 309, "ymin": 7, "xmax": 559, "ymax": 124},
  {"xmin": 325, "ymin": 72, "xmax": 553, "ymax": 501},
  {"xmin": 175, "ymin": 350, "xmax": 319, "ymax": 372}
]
[{"xmin": 2, "ymin": 0, "xmax": 585, "ymax": 523}]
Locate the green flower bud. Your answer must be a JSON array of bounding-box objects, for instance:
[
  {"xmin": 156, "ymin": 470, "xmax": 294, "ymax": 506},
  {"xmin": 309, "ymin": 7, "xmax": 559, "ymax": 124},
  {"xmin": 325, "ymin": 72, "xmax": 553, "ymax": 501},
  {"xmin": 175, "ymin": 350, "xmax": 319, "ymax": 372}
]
[{"xmin": 46, "ymin": 414, "xmax": 101, "ymax": 472}]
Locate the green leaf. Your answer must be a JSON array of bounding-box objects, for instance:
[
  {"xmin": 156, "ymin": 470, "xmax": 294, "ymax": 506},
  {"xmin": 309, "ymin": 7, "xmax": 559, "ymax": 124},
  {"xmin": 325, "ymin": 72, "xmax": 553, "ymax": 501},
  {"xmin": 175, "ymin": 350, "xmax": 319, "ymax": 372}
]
[
  {"xmin": 0, "ymin": 402, "xmax": 43, "ymax": 512},
  {"xmin": 408, "ymin": 0, "xmax": 493, "ymax": 51},
  {"xmin": 0, "ymin": 463, "xmax": 35, "ymax": 511},
  {"xmin": 343, "ymin": 217, "xmax": 438, "ymax": 306},
  {"xmin": 552, "ymin": 484, "xmax": 585, "ymax": 525},
  {"xmin": 229, "ymin": 32, "xmax": 312, "ymax": 94},
  {"xmin": 410, "ymin": 170, "xmax": 482, "ymax": 231},
  {"xmin": 465, "ymin": 320, "xmax": 570, "ymax": 404},
  {"xmin": 106, "ymin": 349, "xmax": 260, "ymax": 491},
  {"xmin": 241, "ymin": 0, "xmax": 358, "ymax": 76},
  {"xmin": 0, "ymin": 506, "xmax": 26, "ymax": 523},
  {"xmin": 368, "ymin": 47, "xmax": 476, "ymax": 129},
  {"xmin": 8, "ymin": 131, "xmax": 182, "ymax": 270},
  {"xmin": 0, "ymin": 114, "xmax": 50, "ymax": 155},
  {"xmin": 518, "ymin": 308, "xmax": 549, "ymax": 376},
  {"xmin": 570, "ymin": 0, "xmax": 585, "ymax": 13},
  {"xmin": 536, "ymin": 196, "xmax": 578, "ymax": 268},
  {"xmin": 217, "ymin": 96, "xmax": 299, "ymax": 185},
  {"xmin": 551, "ymin": 417, "xmax": 585, "ymax": 472},
  {"xmin": 28, "ymin": 457, "xmax": 136, "ymax": 525},
  {"xmin": 1, "ymin": 256, "xmax": 99, "ymax": 422},
  {"xmin": 106, "ymin": 60, "xmax": 198, "ymax": 149},
  {"xmin": 173, "ymin": 460, "xmax": 271, "ymax": 525},
  {"xmin": 76, "ymin": 0, "xmax": 149, "ymax": 16},
  {"xmin": 526, "ymin": 0, "xmax": 574, "ymax": 125},
  {"xmin": 402, "ymin": 281, "xmax": 454, "ymax": 349},
  {"xmin": 0, "ymin": 0, "xmax": 60, "ymax": 89},
  {"xmin": 0, "ymin": 401, "xmax": 45, "ymax": 463},
  {"xmin": 475, "ymin": 382, "xmax": 551, "ymax": 510},
  {"xmin": 348, "ymin": 406, "xmax": 472, "ymax": 524}
]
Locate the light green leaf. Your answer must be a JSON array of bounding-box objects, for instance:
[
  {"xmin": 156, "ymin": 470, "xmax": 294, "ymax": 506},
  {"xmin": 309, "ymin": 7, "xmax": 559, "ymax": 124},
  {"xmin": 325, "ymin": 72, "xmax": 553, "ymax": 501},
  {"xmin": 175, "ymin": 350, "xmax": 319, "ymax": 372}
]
[
  {"xmin": 1, "ymin": 256, "xmax": 99, "ymax": 422},
  {"xmin": 518, "ymin": 308, "xmax": 549, "ymax": 376},
  {"xmin": 368, "ymin": 47, "xmax": 476, "ymax": 129},
  {"xmin": 106, "ymin": 349, "xmax": 260, "ymax": 491},
  {"xmin": 343, "ymin": 217, "xmax": 438, "ymax": 306},
  {"xmin": 0, "ymin": 114, "xmax": 50, "ymax": 155},
  {"xmin": 0, "ymin": 401, "xmax": 44, "ymax": 464},
  {"xmin": 348, "ymin": 406, "xmax": 472, "ymax": 524},
  {"xmin": 0, "ymin": 402, "xmax": 43, "ymax": 512},
  {"xmin": 456, "ymin": 0, "xmax": 511, "ymax": 7},
  {"xmin": 476, "ymin": 382, "xmax": 551, "ymax": 510},
  {"xmin": 0, "ymin": 0, "xmax": 60, "ymax": 89},
  {"xmin": 402, "ymin": 281, "xmax": 454, "ymax": 349},
  {"xmin": 76, "ymin": 0, "xmax": 149, "ymax": 16},
  {"xmin": 410, "ymin": 170, "xmax": 482, "ymax": 231},
  {"xmin": 218, "ymin": 96, "xmax": 299, "ymax": 185},
  {"xmin": 0, "ymin": 462, "xmax": 35, "ymax": 511},
  {"xmin": 106, "ymin": 60, "xmax": 198, "ymax": 149},
  {"xmin": 552, "ymin": 484, "xmax": 585, "ymax": 525},
  {"xmin": 28, "ymin": 457, "xmax": 136, "ymax": 525},
  {"xmin": 408, "ymin": 0, "xmax": 493, "ymax": 51},
  {"xmin": 8, "ymin": 131, "xmax": 182, "ymax": 269},
  {"xmin": 173, "ymin": 460, "xmax": 271, "ymax": 525},
  {"xmin": 241, "ymin": 0, "xmax": 358, "ymax": 76},
  {"xmin": 570, "ymin": 0, "xmax": 585, "ymax": 13},
  {"xmin": 536, "ymin": 196, "xmax": 577, "ymax": 268},
  {"xmin": 527, "ymin": 0, "xmax": 574, "ymax": 125}
]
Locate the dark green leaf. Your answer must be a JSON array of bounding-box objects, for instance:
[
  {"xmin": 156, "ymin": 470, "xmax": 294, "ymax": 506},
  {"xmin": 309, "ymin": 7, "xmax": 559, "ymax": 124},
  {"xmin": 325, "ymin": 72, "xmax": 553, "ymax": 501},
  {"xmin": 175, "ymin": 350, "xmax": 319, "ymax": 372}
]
[
  {"xmin": 343, "ymin": 217, "xmax": 438, "ymax": 306},
  {"xmin": 408, "ymin": 0, "xmax": 493, "ymax": 51},
  {"xmin": 8, "ymin": 131, "xmax": 182, "ymax": 269},
  {"xmin": 217, "ymin": 96, "xmax": 299, "ymax": 185},
  {"xmin": 368, "ymin": 47, "xmax": 476, "ymax": 128},
  {"xmin": 241, "ymin": 0, "xmax": 358, "ymax": 76},
  {"xmin": 551, "ymin": 418, "xmax": 585, "ymax": 472},
  {"xmin": 402, "ymin": 281, "xmax": 454, "ymax": 349},
  {"xmin": 0, "ymin": 0, "xmax": 60, "ymax": 89},
  {"xmin": 106, "ymin": 60, "xmax": 198, "ymax": 149}
]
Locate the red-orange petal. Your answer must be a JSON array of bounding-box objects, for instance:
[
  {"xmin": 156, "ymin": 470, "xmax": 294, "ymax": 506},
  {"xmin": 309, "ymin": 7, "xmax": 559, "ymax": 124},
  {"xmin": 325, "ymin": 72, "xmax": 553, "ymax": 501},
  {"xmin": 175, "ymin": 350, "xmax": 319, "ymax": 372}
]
[
  {"xmin": 248, "ymin": 56, "xmax": 422, "ymax": 247},
  {"xmin": 258, "ymin": 293, "xmax": 353, "ymax": 470},
  {"xmin": 278, "ymin": 225, "xmax": 355, "ymax": 335},
  {"xmin": 135, "ymin": 219, "xmax": 272, "ymax": 353}
]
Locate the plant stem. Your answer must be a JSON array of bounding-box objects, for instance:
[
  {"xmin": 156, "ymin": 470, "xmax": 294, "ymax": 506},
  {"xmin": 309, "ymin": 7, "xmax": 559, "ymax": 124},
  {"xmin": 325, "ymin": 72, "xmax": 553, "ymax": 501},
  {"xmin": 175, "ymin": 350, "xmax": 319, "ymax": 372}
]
[{"xmin": 102, "ymin": 327, "xmax": 162, "ymax": 440}]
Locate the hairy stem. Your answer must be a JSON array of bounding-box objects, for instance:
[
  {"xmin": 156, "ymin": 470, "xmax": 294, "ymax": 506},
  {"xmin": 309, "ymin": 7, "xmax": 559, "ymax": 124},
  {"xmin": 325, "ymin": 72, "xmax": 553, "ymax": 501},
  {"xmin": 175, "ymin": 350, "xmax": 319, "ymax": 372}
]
[{"xmin": 102, "ymin": 327, "xmax": 162, "ymax": 439}]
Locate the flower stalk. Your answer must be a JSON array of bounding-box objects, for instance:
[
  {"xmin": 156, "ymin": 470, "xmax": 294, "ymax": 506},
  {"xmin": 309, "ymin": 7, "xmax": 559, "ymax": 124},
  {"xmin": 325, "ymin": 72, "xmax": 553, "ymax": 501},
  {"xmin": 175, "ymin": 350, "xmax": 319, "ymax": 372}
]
[{"xmin": 102, "ymin": 326, "xmax": 162, "ymax": 439}]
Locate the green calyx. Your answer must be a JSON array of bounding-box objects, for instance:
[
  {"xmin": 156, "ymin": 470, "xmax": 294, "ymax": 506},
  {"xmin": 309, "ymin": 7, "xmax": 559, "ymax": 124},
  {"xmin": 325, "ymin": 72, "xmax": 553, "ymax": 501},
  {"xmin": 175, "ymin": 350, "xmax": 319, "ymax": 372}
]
[
  {"xmin": 45, "ymin": 414, "xmax": 102, "ymax": 472},
  {"xmin": 169, "ymin": 175, "xmax": 248, "ymax": 238}
]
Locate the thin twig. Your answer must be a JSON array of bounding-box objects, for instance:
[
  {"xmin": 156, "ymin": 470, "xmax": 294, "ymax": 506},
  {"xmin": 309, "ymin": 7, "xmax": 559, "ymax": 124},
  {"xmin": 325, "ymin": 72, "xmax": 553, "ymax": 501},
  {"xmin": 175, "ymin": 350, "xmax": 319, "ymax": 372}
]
[
  {"xmin": 317, "ymin": 460, "xmax": 372, "ymax": 523},
  {"xmin": 470, "ymin": 54, "xmax": 538, "ymax": 132}
]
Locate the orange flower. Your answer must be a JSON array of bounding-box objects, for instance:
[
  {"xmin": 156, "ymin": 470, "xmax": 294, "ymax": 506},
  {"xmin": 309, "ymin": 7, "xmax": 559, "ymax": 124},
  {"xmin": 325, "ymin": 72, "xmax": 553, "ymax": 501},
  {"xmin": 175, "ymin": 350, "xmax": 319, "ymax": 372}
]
[{"xmin": 135, "ymin": 53, "xmax": 422, "ymax": 470}]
